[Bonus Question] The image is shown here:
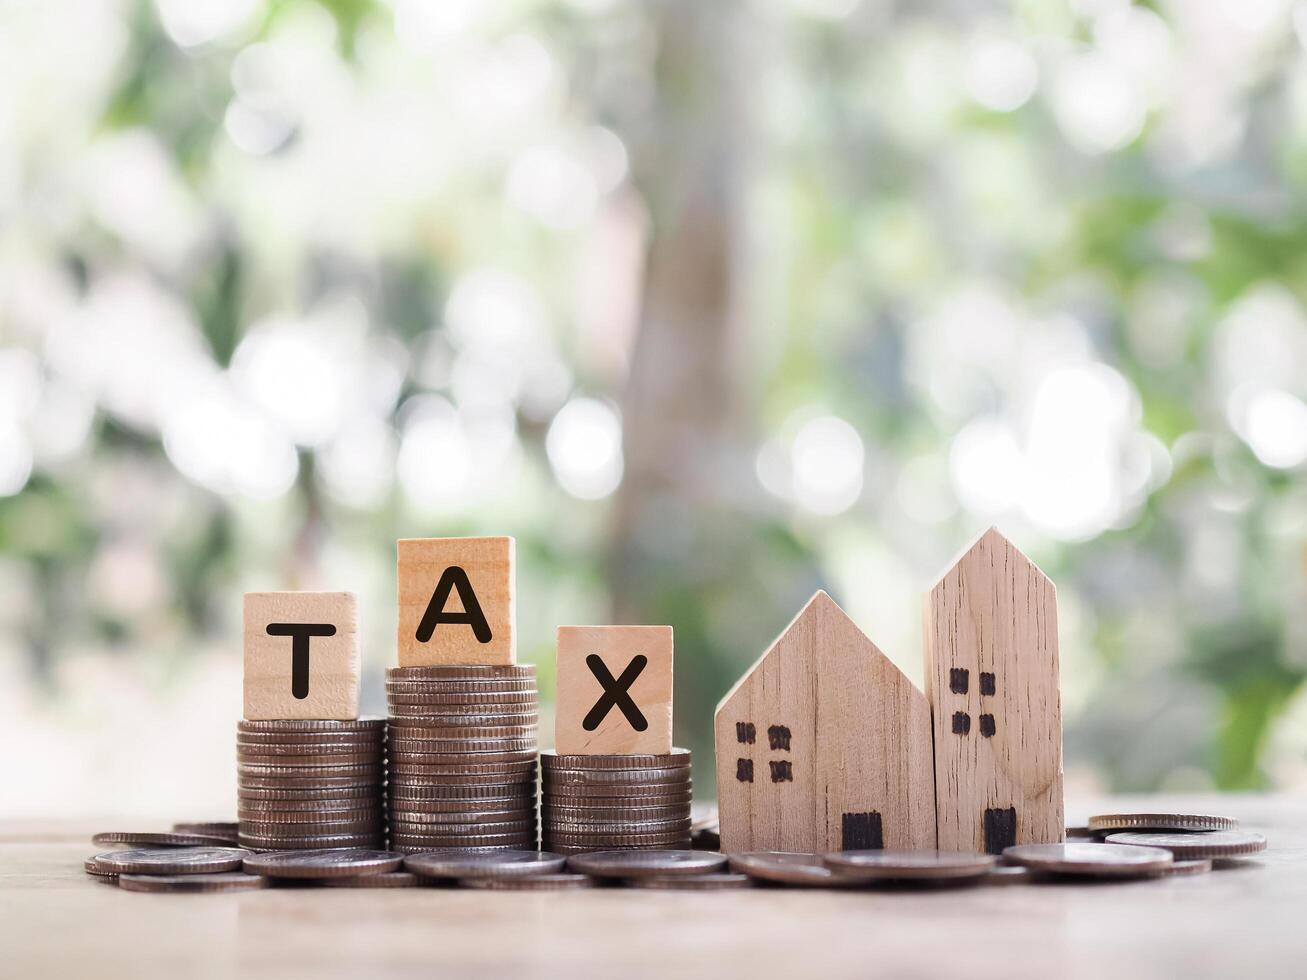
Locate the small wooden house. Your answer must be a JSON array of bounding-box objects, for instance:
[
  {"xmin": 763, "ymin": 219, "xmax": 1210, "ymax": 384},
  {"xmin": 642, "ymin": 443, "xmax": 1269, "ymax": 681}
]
[
  {"xmin": 923, "ymin": 527, "xmax": 1064, "ymax": 853},
  {"xmin": 714, "ymin": 591, "xmax": 936, "ymax": 854}
]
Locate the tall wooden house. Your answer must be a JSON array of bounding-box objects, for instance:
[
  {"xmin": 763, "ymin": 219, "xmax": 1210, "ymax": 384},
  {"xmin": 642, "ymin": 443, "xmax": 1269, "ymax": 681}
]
[
  {"xmin": 923, "ymin": 528, "xmax": 1064, "ymax": 854},
  {"xmin": 714, "ymin": 591, "xmax": 936, "ymax": 854}
]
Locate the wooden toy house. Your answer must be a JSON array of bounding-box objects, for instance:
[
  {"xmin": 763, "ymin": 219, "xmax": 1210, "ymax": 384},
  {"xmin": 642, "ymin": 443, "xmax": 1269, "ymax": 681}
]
[
  {"xmin": 923, "ymin": 528, "xmax": 1064, "ymax": 854},
  {"xmin": 714, "ymin": 591, "xmax": 936, "ymax": 854}
]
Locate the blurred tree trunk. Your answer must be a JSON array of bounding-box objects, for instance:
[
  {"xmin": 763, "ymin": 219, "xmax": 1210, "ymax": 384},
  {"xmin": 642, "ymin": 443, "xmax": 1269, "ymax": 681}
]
[
  {"xmin": 610, "ymin": 0, "xmax": 750, "ymax": 620},
  {"xmin": 608, "ymin": 0, "xmax": 763, "ymax": 783}
]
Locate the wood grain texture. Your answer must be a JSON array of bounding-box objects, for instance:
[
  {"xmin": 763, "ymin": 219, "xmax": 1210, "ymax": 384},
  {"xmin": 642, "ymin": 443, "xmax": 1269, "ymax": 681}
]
[
  {"xmin": 715, "ymin": 591, "xmax": 936, "ymax": 854},
  {"xmin": 243, "ymin": 592, "xmax": 359, "ymax": 720},
  {"xmin": 924, "ymin": 527, "xmax": 1064, "ymax": 853},
  {"xmin": 555, "ymin": 626, "xmax": 673, "ymax": 755},
  {"xmin": 396, "ymin": 537, "xmax": 515, "ymax": 667}
]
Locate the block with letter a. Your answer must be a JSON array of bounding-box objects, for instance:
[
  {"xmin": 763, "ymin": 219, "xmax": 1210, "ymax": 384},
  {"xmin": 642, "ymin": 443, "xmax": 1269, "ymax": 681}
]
[
  {"xmin": 243, "ymin": 591, "xmax": 359, "ymax": 720},
  {"xmin": 396, "ymin": 537, "xmax": 516, "ymax": 666},
  {"xmin": 555, "ymin": 625, "xmax": 673, "ymax": 755}
]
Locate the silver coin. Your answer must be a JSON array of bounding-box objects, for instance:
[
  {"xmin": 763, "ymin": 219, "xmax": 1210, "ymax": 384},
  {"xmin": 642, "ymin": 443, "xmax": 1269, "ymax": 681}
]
[
  {"xmin": 728, "ymin": 852, "xmax": 861, "ymax": 887},
  {"xmin": 320, "ymin": 872, "xmax": 420, "ymax": 888},
  {"xmin": 630, "ymin": 873, "xmax": 752, "ymax": 890},
  {"xmin": 822, "ymin": 850, "xmax": 997, "ymax": 881},
  {"xmin": 117, "ymin": 873, "xmax": 268, "ymax": 893},
  {"xmin": 385, "ymin": 665, "xmax": 535, "ymax": 680},
  {"xmin": 95, "ymin": 847, "xmax": 251, "ymax": 875},
  {"xmin": 1003, "ymin": 842, "xmax": 1174, "ymax": 877},
  {"xmin": 242, "ymin": 848, "xmax": 402, "ymax": 879},
  {"xmin": 1087, "ymin": 813, "xmax": 1239, "ymax": 834},
  {"xmin": 461, "ymin": 873, "xmax": 594, "ymax": 890},
  {"xmin": 92, "ymin": 831, "xmax": 239, "ymax": 848},
  {"xmin": 539, "ymin": 749, "xmax": 691, "ymax": 770},
  {"xmin": 1101, "ymin": 831, "xmax": 1266, "ymax": 859},
  {"xmin": 405, "ymin": 849, "xmax": 564, "ymax": 880},
  {"xmin": 566, "ymin": 850, "xmax": 726, "ymax": 879},
  {"xmin": 238, "ymin": 718, "xmax": 385, "ymax": 733}
]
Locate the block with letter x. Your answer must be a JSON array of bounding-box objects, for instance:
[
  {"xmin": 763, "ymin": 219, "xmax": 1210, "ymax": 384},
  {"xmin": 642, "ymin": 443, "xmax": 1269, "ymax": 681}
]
[
  {"xmin": 243, "ymin": 592, "xmax": 359, "ymax": 720},
  {"xmin": 397, "ymin": 536, "xmax": 515, "ymax": 666},
  {"xmin": 555, "ymin": 626, "xmax": 673, "ymax": 755}
]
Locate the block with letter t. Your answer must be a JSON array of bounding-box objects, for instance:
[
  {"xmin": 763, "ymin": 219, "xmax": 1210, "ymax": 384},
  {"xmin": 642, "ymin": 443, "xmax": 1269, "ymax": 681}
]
[{"xmin": 243, "ymin": 591, "xmax": 359, "ymax": 720}]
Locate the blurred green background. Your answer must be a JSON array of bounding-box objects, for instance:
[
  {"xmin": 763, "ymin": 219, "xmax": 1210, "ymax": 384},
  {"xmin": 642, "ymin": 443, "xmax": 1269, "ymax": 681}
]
[{"xmin": 1, "ymin": 0, "xmax": 1305, "ymax": 818}]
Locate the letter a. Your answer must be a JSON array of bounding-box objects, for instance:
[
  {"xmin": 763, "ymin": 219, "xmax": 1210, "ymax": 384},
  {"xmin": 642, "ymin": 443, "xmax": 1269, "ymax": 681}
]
[{"xmin": 414, "ymin": 566, "xmax": 493, "ymax": 645}]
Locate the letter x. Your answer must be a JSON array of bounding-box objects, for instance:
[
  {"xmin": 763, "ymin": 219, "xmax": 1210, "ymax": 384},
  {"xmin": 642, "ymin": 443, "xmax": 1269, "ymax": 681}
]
[
  {"xmin": 265, "ymin": 623, "xmax": 337, "ymax": 699},
  {"xmin": 582, "ymin": 654, "xmax": 648, "ymax": 732}
]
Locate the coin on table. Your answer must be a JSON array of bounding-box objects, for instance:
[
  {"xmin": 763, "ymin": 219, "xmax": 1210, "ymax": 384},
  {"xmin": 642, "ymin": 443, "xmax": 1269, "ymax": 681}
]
[
  {"xmin": 539, "ymin": 749, "xmax": 691, "ymax": 770},
  {"xmin": 84, "ymin": 857, "xmax": 117, "ymax": 879},
  {"xmin": 243, "ymin": 848, "xmax": 401, "ymax": 879},
  {"xmin": 630, "ymin": 873, "xmax": 752, "ymax": 890},
  {"xmin": 566, "ymin": 850, "xmax": 727, "ymax": 879},
  {"xmin": 822, "ymin": 850, "xmax": 997, "ymax": 882},
  {"xmin": 92, "ymin": 830, "xmax": 243, "ymax": 848},
  {"xmin": 461, "ymin": 873, "xmax": 595, "ymax": 891},
  {"xmin": 238, "ymin": 718, "xmax": 386, "ymax": 733},
  {"xmin": 1101, "ymin": 831, "xmax": 1266, "ymax": 859},
  {"xmin": 728, "ymin": 852, "xmax": 862, "ymax": 888},
  {"xmin": 96, "ymin": 847, "xmax": 251, "ymax": 875},
  {"xmin": 118, "ymin": 872, "xmax": 269, "ymax": 893},
  {"xmin": 405, "ymin": 849, "xmax": 565, "ymax": 880},
  {"xmin": 1158, "ymin": 858, "xmax": 1213, "ymax": 876},
  {"xmin": 1088, "ymin": 813, "xmax": 1239, "ymax": 834},
  {"xmin": 1003, "ymin": 842, "xmax": 1174, "ymax": 877}
]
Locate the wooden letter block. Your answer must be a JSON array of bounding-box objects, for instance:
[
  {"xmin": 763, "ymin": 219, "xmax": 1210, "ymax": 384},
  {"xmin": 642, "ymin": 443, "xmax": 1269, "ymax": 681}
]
[
  {"xmin": 924, "ymin": 527, "xmax": 1064, "ymax": 854},
  {"xmin": 397, "ymin": 537, "xmax": 515, "ymax": 666},
  {"xmin": 243, "ymin": 592, "xmax": 359, "ymax": 720},
  {"xmin": 555, "ymin": 626, "xmax": 673, "ymax": 755},
  {"xmin": 714, "ymin": 592, "xmax": 936, "ymax": 853}
]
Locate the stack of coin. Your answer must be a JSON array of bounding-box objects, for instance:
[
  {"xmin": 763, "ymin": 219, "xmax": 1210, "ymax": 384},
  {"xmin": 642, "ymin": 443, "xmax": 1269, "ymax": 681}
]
[
  {"xmin": 540, "ymin": 749, "xmax": 692, "ymax": 855},
  {"xmin": 385, "ymin": 665, "xmax": 539, "ymax": 852},
  {"xmin": 237, "ymin": 718, "xmax": 386, "ymax": 852}
]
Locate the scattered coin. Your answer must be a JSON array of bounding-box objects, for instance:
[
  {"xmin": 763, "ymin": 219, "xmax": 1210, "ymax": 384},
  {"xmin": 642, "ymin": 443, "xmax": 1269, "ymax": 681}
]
[
  {"xmin": 321, "ymin": 872, "xmax": 420, "ymax": 888},
  {"xmin": 84, "ymin": 857, "xmax": 116, "ymax": 879},
  {"xmin": 95, "ymin": 847, "xmax": 251, "ymax": 875},
  {"xmin": 728, "ymin": 852, "xmax": 862, "ymax": 888},
  {"xmin": 243, "ymin": 848, "xmax": 402, "ymax": 879},
  {"xmin": 406, "ymin": 849, "xmax": 565, "ymax": 880},
  {"xmin": 118, "ymin": 873, "xmax": 270, "ymax": 893},
  {"xmin": 1003, "ymin": 842, "xmax": 1174, "ymax": 877},
  {"xmin": 566, "ymin": 850, "xmax": 727, "ymax": 879},
  {"xmin": 462, "ymin": 874, "xmax": 596, "ymax": 891},
  {"xmin": 822, "ymin": 850, "xmax": 997, "ymax": 882},
  {"xmin": 92, "ymin": 830, "xmax": 241, "ymax": 848},
  {"xmin": 1088, "ymin": 813, "xmax": 1239, "ymax": 834},
  {"xmin": 1102, "ymin": 831, "xmax": 1267, "ymax": 859}
]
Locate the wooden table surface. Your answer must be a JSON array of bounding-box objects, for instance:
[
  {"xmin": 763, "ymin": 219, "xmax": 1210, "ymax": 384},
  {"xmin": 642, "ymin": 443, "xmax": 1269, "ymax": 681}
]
[{"xmin": 1, "ymin": 794, "xmax": 1301, "ymax": 979}]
